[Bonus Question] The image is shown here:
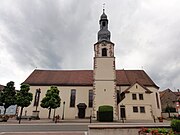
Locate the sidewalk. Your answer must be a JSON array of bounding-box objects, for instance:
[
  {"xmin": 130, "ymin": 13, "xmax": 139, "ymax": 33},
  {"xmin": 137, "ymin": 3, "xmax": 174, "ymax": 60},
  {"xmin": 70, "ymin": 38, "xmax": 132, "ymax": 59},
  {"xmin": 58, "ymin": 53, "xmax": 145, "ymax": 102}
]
[
  {"xmin": 0, "ymin": 118, "xmax": 91, "ymax": 125},
  {"xmin": 0, "ymin": 132, "xmax": 86, "ymax": 135},
  {"xmin": 0, "ymin": 117, "xmax": 171, "ymax": 125}
]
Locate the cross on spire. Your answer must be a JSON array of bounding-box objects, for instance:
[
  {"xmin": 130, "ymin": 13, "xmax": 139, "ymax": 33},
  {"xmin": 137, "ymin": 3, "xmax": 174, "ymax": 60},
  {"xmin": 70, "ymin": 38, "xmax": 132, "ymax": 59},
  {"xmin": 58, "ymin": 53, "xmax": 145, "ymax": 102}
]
[{"xmin": 103, "ymin": 3, "xmax": 105, "ymax": 13}]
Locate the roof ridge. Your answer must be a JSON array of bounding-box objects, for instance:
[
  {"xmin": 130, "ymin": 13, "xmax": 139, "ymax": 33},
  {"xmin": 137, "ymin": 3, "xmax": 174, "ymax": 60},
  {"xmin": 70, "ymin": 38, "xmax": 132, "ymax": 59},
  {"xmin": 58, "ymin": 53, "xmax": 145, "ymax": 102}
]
[
  {"xmin": 35, "ymin": 69, "xmax": 93, "ymax": 71},
  {"xmin": 123, "ymin": 82, "xmax": 152, "ymax": 93},
  {"xmin": 23, "ymin": 70, "xmax": 158, "ymax": 88},
  {"xmin": 160, "ymin": 89, "xmax": 178, "ymax": 98},
  {"xmin": 35, "ymin": 69, "xmax": 145, "ymax": 72},
  {"xmin": 116, "ymin": 69, "xmax": 144, "ymax": 71},
  {"xmin": 141, "ymin": 70, "xmax": 159, "ymax": 88}
]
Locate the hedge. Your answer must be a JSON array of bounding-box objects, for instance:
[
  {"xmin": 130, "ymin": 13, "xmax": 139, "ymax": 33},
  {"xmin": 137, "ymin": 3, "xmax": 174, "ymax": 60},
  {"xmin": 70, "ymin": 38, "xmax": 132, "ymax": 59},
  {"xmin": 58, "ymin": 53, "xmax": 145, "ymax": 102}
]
[
  {"xmin": 98, "ymin": 105, "xmax": 113, "ymax": 122},
  {"xmin": 171, "ymin": 119, "xmax": 180, "ymax": 133}
]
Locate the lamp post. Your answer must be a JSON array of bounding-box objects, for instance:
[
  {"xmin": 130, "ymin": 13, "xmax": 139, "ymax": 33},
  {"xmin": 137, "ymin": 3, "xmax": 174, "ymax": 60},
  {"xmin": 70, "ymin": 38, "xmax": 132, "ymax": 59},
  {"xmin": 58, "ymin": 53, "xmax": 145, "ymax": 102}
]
[{"xmin": 62, "ymin": 101, "xmax": 65, "ymax": 120}]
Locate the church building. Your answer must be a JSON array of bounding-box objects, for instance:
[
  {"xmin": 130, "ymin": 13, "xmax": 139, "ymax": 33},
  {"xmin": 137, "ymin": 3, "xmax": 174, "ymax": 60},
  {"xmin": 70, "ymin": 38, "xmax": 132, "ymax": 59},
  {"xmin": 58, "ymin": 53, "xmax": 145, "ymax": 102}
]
[{"xmin": 23, "ymin": 10, "xmax": 161, "ymax": 121}]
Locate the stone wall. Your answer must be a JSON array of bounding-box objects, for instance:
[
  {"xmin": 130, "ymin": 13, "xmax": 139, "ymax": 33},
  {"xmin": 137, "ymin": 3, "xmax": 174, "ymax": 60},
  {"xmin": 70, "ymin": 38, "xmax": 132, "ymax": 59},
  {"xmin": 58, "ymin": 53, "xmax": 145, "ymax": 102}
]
[{"xmin": 88, "ymin": 124, "xmax": 170, "ymax": 135}]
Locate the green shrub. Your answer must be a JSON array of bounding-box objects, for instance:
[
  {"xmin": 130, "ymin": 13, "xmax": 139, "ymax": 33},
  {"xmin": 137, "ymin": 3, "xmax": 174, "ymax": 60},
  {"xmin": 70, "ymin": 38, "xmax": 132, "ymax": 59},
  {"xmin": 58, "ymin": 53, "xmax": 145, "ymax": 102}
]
[
  {"xmin": 98, "ymin": 105, "xmax": 113, "ymax": 122},
  {"xmin": 171, "ymin": 119, "xmax": 180, "ymax": 132},
  {"xmin": 99, "ymin": 105, "xmax": 113, "ymax": 112}
]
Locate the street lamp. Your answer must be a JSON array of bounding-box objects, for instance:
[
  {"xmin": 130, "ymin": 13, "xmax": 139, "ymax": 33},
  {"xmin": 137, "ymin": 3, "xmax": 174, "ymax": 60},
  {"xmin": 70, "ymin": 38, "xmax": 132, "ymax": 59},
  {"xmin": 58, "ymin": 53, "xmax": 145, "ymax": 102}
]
[{"xmin": 62, "ymin": 101, "xmax": 65, "ymax": 120}]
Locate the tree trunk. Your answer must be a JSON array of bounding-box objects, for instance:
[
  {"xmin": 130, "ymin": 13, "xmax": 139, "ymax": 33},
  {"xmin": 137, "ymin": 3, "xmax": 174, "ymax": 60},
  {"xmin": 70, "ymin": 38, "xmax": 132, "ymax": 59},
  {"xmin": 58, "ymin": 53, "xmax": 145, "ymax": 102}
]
[
  {"xmin": 48, "ymin": 108, "xmax": 51, "ymax": 119},
  {"xmin": 53, "ymin": 109, "xmax": 56, "ymax": 121},
  {"xmin": 19, "ymin": 107, "xmax": 24, "ymax": 124},
  {"xmin": 3, "ymin": 107, "xmax": 7, "ymax": 115}
]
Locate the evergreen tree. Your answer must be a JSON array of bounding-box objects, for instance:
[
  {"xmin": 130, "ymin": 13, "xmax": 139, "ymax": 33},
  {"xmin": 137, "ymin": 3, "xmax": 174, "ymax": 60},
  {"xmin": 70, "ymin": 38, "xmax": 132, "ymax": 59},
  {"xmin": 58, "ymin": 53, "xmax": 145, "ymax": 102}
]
[
  {"xmin": 0, "ymin": 81, "xmax": 16, "ymax": 114},
  {"xmin": 16, "ymin": 84, "xmax": 33, "ymax": 124},
  {"xmin": 40, "ymin": 86, "xmax": 61, "ymax": 119}
]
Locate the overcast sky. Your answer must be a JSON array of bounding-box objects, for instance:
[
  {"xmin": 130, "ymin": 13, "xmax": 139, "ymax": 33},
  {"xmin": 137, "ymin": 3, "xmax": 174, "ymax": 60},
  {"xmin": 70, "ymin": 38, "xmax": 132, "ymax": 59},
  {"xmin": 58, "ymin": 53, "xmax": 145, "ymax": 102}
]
[{"xmin": 0, "ymin": 0, "xmax": 179, "ymax": 91}]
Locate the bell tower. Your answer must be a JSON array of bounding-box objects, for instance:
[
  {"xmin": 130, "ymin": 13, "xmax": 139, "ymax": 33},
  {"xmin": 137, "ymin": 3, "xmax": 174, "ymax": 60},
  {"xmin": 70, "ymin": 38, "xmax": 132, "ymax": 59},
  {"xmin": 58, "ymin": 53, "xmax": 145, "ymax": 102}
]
[{"xmin": 93, "ymin": 9, "xmax": 117, "ymax": 120}]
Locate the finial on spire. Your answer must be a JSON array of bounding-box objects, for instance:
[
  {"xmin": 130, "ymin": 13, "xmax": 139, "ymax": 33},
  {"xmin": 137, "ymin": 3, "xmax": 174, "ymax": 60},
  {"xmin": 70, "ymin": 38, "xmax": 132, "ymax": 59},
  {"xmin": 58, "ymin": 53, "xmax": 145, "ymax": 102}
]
[{"xmin": 103, "ymin": 3, "xmax": 105, "ymax": 13}]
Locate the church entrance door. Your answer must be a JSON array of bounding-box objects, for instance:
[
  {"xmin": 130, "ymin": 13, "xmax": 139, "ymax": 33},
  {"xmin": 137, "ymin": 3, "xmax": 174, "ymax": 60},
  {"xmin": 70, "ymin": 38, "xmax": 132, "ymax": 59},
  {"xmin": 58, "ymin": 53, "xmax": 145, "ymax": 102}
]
[{"xmin": 77, "ymin": 103, "xmax": 87, "ymax": 118}]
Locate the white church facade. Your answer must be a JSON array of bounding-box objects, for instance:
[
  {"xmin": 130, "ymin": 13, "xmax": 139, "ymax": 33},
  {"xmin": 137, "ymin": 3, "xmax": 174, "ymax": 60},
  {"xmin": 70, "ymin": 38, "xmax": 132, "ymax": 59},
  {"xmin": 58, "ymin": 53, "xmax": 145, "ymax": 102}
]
[{"xmin": 23, "ymin": 10, "xmax": 161, "ymax": 121}]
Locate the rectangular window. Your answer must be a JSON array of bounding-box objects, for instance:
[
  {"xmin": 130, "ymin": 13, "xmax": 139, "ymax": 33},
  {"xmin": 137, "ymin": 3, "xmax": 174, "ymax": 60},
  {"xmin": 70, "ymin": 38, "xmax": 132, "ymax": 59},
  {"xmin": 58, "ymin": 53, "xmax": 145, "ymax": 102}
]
[
  {"xmin": 70, "ymin": 89, "xmax": 76, "ymax": 107},
  {"xmin": 139, "ymin": 94, "xmax": 144, "ymax": 100},
  {"xmin": 132, "ymin": 94, "xmax": 137, "ymax": 100},
  {"xmin": 140, "ymin": 106, "xmax": 145, "ymax": 113},
  {"xmin": 133, "ymin": 106, "xmax": 138, "ymax": 113},
  {"xmin": 89, "ymin": 90, "xmax": 93, "ymax": 107}
]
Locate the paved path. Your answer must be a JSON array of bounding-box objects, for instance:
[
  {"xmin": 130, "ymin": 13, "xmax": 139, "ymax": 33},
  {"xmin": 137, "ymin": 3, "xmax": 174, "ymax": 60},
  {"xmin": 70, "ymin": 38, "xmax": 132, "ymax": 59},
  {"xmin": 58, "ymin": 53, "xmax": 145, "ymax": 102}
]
[
  {"xmin": 0, "ymin": 119, "xmax": 91, "ymax": 125},
  {"xmin": 0, "ymin": 124, "xmax": 88, "ymax": 132},
  {"xmin": 0, "ymin": 132, "xmax": 87, "ymax": 135},
  {"xmin": 0, "ymin": 118, "xmax": 171, "ymax": 135}
]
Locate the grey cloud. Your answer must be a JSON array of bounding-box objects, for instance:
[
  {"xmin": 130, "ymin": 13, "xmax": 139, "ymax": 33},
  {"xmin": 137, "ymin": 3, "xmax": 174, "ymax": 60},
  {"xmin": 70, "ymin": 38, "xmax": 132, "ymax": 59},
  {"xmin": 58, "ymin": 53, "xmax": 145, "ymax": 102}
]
[
  {"xmin": 0, "ymin": 0, "xmax": 179, "ymax": 90},
  {"xmin": 112, "ymin": 0, "xmax": 180, "ymax": 90},
  {"xmin": 0, "ymin": 0, "xmax": 93, "ymax": 70}
]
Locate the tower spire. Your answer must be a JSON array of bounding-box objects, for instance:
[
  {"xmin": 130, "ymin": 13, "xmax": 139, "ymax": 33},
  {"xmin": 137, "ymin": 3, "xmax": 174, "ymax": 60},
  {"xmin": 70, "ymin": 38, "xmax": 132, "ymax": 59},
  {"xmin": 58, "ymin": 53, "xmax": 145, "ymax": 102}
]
[
  {"xmin": 103, "ymin": 3, "xmax": 105, "ymax": 13},
  {"xmin": 97, "ymin": 6, "xmax": 111, "ymax": 42}
]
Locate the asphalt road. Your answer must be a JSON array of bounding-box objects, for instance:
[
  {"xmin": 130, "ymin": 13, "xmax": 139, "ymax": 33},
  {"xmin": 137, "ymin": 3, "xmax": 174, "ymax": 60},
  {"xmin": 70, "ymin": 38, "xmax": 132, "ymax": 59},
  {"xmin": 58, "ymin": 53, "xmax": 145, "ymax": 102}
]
[{"xmin": 0, "ymin": 124, "xmax": 88, "ymax": 132}]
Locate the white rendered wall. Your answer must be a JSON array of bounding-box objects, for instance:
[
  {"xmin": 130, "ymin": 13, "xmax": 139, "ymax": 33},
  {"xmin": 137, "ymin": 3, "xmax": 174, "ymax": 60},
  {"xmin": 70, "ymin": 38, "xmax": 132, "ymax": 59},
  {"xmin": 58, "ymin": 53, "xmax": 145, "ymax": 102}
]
[
  {"xmin": 119, "ymin": 83, "xmax": 161, "ymax": 120},
  {"xmin": 24, "ymin": 86, "xmax": 93, "ymax": 119}
]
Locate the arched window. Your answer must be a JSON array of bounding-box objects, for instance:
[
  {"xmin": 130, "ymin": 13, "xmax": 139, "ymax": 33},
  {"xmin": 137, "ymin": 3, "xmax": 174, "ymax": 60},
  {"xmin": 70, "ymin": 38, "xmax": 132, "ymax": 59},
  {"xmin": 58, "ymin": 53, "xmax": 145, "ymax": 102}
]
[
  {"xmin": 88, "ymin": 90, "xmax": 93, "ymax": 107},
  {"xmin": 102, "ymin": 48, "xmax": 107, "ymax": 56},
  {"xmin": 70, "ymin": 89, "xmax": 76, "ymax": 107}
]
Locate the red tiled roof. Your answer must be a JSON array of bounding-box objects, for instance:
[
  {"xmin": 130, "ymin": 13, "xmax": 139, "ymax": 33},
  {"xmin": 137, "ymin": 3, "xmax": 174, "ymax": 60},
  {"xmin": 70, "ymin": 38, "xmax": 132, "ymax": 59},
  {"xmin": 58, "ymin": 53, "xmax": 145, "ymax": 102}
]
[
  {"xmin": 174, "ymin": 92, "xmax": 180, "ymax": 96},
  {"xmin": 159, "ymin": 91, "xmax": 166, "ymax": 98},
  {"xmin": 159, "ymin": 89, "xmax": 179, "ymax": 98},
  {"xmin": 123, "ymin": 81, "xmax": 153, "ymax": 93},
  {"xmin": 116, "ymin": 70, "xmax": 157, "ymax": 87},
  {"xmin": 0, "ymin": 84, "xmax": 4, "ymax": 91},
  {"xmin": 23, "ymin": 69, "xmax": 159, "ymax": 88},
  {"xmin": 23, "ymin": 70, "xmax": 93, "ymax": 86}
]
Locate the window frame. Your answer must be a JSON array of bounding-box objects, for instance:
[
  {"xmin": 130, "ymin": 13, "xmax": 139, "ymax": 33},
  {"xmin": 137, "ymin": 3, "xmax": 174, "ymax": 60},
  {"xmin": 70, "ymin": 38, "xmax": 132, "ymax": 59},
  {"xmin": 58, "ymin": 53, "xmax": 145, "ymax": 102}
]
[
  {"xmin": 133, "ymin": 106, "xmax": 138, "ymax": 113},
  {"xmin": 70, "ymin": 89, "xmax": 76, "ymax": 107},
  {"xmin": 132, "ymin": 93, "xmax": 137, "ymax": 100},
  {"xmin": 139, "ymin": 94, "xmax": 144, "ymax": 100},
  {"xmin": 88, "ymin": 90, "xmax": 93, "ymax": 108},
  {"xmin": 102, "ymin": 48, "xmax": 107, "ymax": 56},
  {"xmin": 140, "ymin": 106, "xmax": 145, "ymax": 113}
]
